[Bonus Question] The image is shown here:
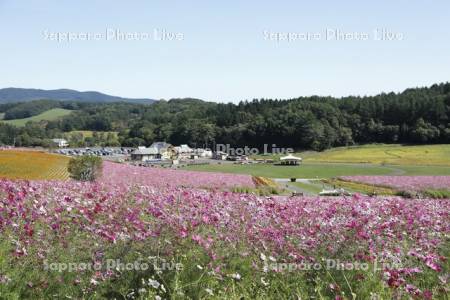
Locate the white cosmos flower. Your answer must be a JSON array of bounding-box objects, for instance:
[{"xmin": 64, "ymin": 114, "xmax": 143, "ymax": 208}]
[
  {"xmin": 205, "ymin": 288, "xmax": 214, "ymax": 296},
  {"xmin": 260, "ymin": 253, "xmax": 267, "ymax": 261},
  {"xmin": 148, "ymin": 279, "xmax": 160, "ymax": 289}
]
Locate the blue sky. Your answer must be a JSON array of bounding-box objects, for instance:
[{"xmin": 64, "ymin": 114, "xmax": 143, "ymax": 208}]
[{"xmin": 0, "ymin": 0, "xmax": 449, "ymax": 102}]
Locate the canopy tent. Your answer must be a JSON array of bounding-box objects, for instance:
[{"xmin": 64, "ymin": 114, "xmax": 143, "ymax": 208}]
[{"xmin": 279, "ymin": 154, "xmax": 302, "ymax": 165}]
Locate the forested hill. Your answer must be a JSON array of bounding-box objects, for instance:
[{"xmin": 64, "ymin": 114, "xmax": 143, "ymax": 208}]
[
  {"xmin": 0, "ymin": 83, "xmax": 449, "ymax": 150},
  {"xmin": 0, "ymin": 88, "xmax": 155, "ymax": 104}
]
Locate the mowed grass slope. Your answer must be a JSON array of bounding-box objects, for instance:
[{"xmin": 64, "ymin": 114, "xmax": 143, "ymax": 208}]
[
  {"xmin": 303, "ymin": 144, "xmax": 450, "ymax": 166},
  {"xmin": 1, "ymin": 108, "xmax": 73, "ymax": 127},
  {"xmin": 0, "ymin": 150, "xmax": 70, "ymax": 180}
]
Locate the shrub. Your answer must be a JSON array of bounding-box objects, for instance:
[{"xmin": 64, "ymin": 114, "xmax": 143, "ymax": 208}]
[
  {"xmin": 232, "ymin": 186, "xmax": 282, "ymax": 196},
  {"xmin": 67, "ymin": 156, "xmax": 103, "ymax": 181},
  {"xmin": 395, "ymin": 190, "xmax": 419, "ymax": 199},
  {"xmin": 422, "ymin": 189, "xmax": 450, "ymax": 199}
]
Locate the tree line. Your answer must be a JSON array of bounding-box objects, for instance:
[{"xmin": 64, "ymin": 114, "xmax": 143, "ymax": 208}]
[{"xmin": 0, "ymin": 83, "xmax": 449, "ymax": 151}]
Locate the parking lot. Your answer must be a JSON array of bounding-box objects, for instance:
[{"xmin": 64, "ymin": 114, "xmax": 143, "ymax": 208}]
[{"xmin": 53, "ymin": 147, "xmax": 134, "ymax": 159}]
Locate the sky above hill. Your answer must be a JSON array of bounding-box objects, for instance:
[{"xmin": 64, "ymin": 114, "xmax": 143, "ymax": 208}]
[{"xmin": 0, "ymin": 0, "xmax": 449, "ymax": 102}]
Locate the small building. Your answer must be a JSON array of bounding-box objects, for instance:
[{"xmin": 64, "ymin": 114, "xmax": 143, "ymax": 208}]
[
  {"xmin": 131, "ymin": 147, "xmax": 159, "ymax": 161},
  {"xmin": 52, "ymin": 138, "xmax": 69, "ymax": 148},
  {"xmin": 150, "ymin": 142, "xmax": 171, "ymax": 151},
  {"xmin": 175, "ymin": 144, "xmax": 193, "ymax": 154},
  {"xmin": 150, "ymin": 142, "xmax": 176, "ymax": 160},
  {"xmin": 227, "ymin": 155, "xmax": 248, "ymax": 162},
  {"xmin": 196, "ymin": 148, "xmax": 213, "ymax": 158},
  {"xmin": 279, "ymin": 154, "xmax": 302, "ymax": 166},
  {"xmin": 213, "ymin": 151, "xmax": 228, "ymax": 160}
]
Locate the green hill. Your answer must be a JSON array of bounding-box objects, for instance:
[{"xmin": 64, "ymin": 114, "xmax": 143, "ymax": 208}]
[
  {"xmin": 0, "ymin": 87, "xmax": 155, "ymax": 104},
  {"xmin": 1, "ymin": 108, "xmax": 73, "ymax": 127}
]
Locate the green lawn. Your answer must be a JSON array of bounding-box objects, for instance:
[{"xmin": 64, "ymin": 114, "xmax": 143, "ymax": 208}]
[
  {"xmin": 253, "ymin": 144, "xmax": 450, "ymax": 166},
  {"xmin": 199, "ymin": 144, "xmax": 450, "ymax": 178},
  {"xmin": 1, "ymin": 108, "xmax": 73, "ymax": 127},
  {"xmin": 290, "ymin": 181, "xmax": 326, "ymax": 194},
  {"xmin": 185, "ymin": 162, "xmax": 450, "ymax": 179},
  {"xmin": 304, "ymin": 144, "xmax": 450, "ymax": 166},
  {"xmin": 394, "ymin": 165, "xmax": 450, "ymax": 175}
]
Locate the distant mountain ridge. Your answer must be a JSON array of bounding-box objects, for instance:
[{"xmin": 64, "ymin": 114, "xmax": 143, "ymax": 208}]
[{"xmin": 0, "ymin": 88, "xmax": 156, "ymax": 104}]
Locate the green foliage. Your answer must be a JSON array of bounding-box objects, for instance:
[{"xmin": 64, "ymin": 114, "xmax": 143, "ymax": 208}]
[
  {"xmin": 46, "ymin": 82, "xmax": 450, "ymax": 149},
  {"xmin": 0, "ymin": 236, "xmax": 447, "ymax": 299},
  {"xmin": 410, "ymin": 118, "xmax": 441, "ymax": 143},
  {"xmin": 0, "ymin": 123, "xmax": 16, "ymax": 145},
  {"xmin": 421, "ymin": 189, "xmax": 450, "ymax": 199},
  {"xmin": 232, "ymin": 186, "xmax": 283, "ymax": 196},
  {"xmin": 232, "ymin": 186, "xmax": 282, "ymax": 196},
  {"xmin": 64, "ymin": 131, "xmax": 120, "ymax": 147},
  {"xmin": 0, "ymin": 82, "xmax": 450, "ymax": 149},
  {"xmin": 379, "ymin": 188, "xmax": 450, "ymax": 199},
  {"xmin": 67, "ymin": 156, "xmax": 103, "ymax": 181},
  {"xmin": 395, "ymin": 190, "xmax": 419, "ymax": 198},
  {"xmin": 3, "ymin": 100, "xmax": 62, "ymax": 120}
]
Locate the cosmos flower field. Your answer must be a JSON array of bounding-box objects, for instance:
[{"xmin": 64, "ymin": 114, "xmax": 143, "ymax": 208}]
[
  {"xmin": 0, "ymin": 162, "xmax": 448, "ymax": 299},
  {"xmin": 101, "ymin": 161, "xmax": 256, "ymax": 189}
]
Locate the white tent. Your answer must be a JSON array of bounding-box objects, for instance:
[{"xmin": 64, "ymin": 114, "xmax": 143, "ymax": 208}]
[{"xmin": 279, "ymin": 154, "xmax": 302, "ymax": 165}]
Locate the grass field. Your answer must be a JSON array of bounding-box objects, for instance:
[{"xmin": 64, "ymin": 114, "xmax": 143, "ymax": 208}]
[
  {"xmin": 186, "ymin": 144, "xmax": 450, "ymax": 178},
  {"xmin": 0, "ymin": 150, "xmax": 70, "ymax": 180},
  {"xmin": 254, "ymin": 144, "xmax": 450, "ymax": 166},
  {"xmin": 185, "ymin": 162, "xmax": 397, "ymax": 178},
  {"xmin": 303, "ymin": 144, "xmax": 450, "ymax": 166},
  {"xmin": 1, "ymin": 108, "xmax": 73, "ymax": 127},
  {"xmin": 290, "ymin": 180, "xmax": 325, "ymax": 194},
  {"xmin": 186, "ymin": 161, "xmax": 450, "ymax": 179}
]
